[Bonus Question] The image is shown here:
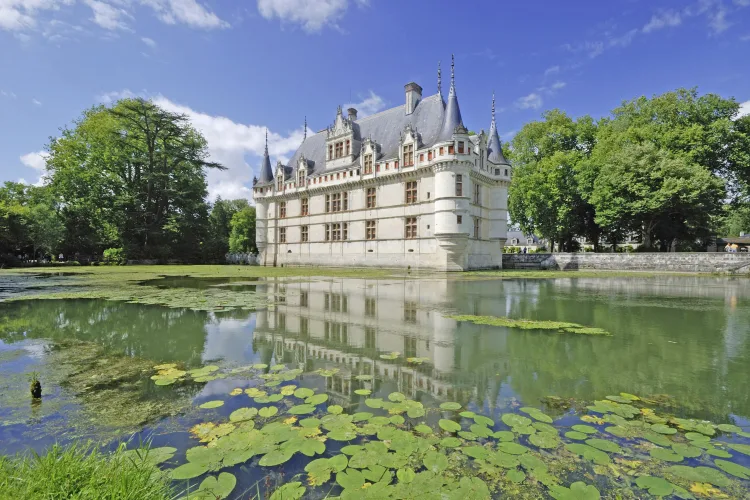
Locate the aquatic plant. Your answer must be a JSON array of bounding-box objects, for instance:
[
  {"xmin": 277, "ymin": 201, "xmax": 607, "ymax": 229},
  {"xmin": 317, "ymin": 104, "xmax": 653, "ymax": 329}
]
[
  {"xmin": 0, "ymin": 443, "xmax": 173, "ymax": 500},
  {"xmin": 27, "ymin": 371, "xmax": 41, "ymax": 399},
  {"xmin": 448, "ymin": 315, "xmax": 611, "ymax": 336}
]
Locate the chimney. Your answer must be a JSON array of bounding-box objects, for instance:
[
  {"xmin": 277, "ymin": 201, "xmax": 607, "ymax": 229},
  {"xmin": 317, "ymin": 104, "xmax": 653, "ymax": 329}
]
[
  {"xmin": 404, "ymin": 82, "xmax": 422, "ymax": 115},
  {"xmin": 347, "ymin": 107, "xmax": 358, "ymax": 121}
]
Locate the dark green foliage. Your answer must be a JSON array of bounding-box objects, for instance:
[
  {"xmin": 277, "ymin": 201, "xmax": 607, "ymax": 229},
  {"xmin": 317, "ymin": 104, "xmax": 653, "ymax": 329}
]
[{"xmin": 229, "ymin": 206, "xmax": 257, "ymax": 254}]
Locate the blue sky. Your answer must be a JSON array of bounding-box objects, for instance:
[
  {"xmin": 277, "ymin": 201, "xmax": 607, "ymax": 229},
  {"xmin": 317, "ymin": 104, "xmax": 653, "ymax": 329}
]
[{"xmin": 1, "ymin": 0, "xmax": 749, "ymax": 200}]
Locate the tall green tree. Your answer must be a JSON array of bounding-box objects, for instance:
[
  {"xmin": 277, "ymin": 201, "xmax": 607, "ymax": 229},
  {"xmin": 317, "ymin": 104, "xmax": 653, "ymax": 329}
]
[
  {"xmin": 229, "ymin": 206, "xmax": 257, "ymax": 254},
  {"xmin": 590, "ymin": 143, "xmax": 724, "ymax": 250},
  {"xmin": 508, "ymin": 110, "xmax": 599, "ymax": 251},
  {"xmin": 46, "ymin": 98, "xmax": 223, "ymax": 260},
  {"xmin": 205, "ymin": 197, "xmax": 250, "ymax": 261}
]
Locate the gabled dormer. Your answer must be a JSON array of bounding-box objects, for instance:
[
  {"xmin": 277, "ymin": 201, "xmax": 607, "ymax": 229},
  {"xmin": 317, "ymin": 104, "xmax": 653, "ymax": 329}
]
[
  {"xmin": 325, "ymin": 106, "xmax": 357, "ymax": 170},
  {"xmin": 296, "ymin": 156, "xmax": 308, "ymax": 186},
  {"xmin": 275, "ymin": 161, "xmax": 285, "ymax": 191},
  {"xmin": 360, "ymin": 137, "xmax": 379, "ymax": 175},
  {"xmin": 399, "ymin": 124, "xmax": 421, "ymax": 167}
]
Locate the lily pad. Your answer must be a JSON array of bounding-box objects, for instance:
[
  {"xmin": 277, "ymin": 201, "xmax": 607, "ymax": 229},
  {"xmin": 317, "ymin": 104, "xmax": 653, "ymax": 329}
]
[
  {"xmin": 288, "ymin": 404, "xmax": 316, "ymax": 415},
  {"xmin": 502, "ymin": 414, "xmax": 532, "ymax": 428},
  {"xmin": 685, "ymin": 432, "xmax": 710, "ymax": 443},
  {"xmin": 671, "ymin": 443, "xmax": 702, "ymax": 458},
  {"xmin": 423, "ymin": 450, "xmax": 449, "ymax": 473},
  {"xmin": 259, "ymin": 449, "xmax": 293, "ymax": 467},
  {"xmin": 336, "ymin": 469, "xmax": 366, "ymax": 490},
  {"xmin": 193, "ymin": 473, "xmax": 236, "ymax": 500},
  {"xmin": 328, "ymin": 405, "xmax": 344, "ymax": 415},
  {"xmin": 294, "ymin": 388, "xmax": 314, "ymax": 399},
  {"xmin": 520, "ymin": 407, "xmax": 553, "ymax": 423},
  {"xmin": 498, "ymin": 442, "xmax": 529, "ymax": 455},
  {"xmin": 507, "ymin": 469, "xmax": 526, "ymax": 483},
  {"xmin": 259, "ymin": 406, "xmax": 278, "ymax": 418},
  {"xmin": 565, "ymin": 431, "xmax": 588, "ymax": 440},
  {"xmin": 440, "ymin": 437, "xmax": 462, "ymax": 448},
  {"xmin": 650, "ymin": 447, "xmax": 683, "ymax": 462},
  {"xmin": 549, "ymin": 481, "xmax": 600, "ymax": 500},
  {"xmin": 439, "ymin": 402, "xmax": 462, "ymax": 411},
  {"xmin": 388, "ymin": 392, "xmax": 406, "ymax": 402},
  {"xmin": 473, "ymin": 415, "xmax": 495, "ymax": 427},
  {"xmin": 269, "ymin": 482, "xmax": 306, "ymax": 500},
  {"xmin": 585, "ymin": 438, "xmax": 621, "ymax": 454},
  {"xmin": 635, "ymin": 476, "xmax": 674, "ymax": 497},
  {"xmin": 717, "ymin": 423, "xmax": 742, "ymax": 433},
  {"xmin": 493, "ymin": 431, "xmax": 515, "ymax": 442},
  {"xmin": 305, "ymin": 394, "xmax": 329, "ymax": 406},
  {"xmin": 199, "ymin": 400, "xmax": 224, "ymax": 409},
  {"xmin": 565, "ymin": 443, "xmax": 610, "ymax": 465},
  {"xmin": 354, "ymin": 389, "xmax": 371, "ymax": 396},
  {"xmin": 728, "ymin": 443, "xmax": 750, "ymax": 456},
  {"xmin": 529, "ymin": 432, "xmax": 560, "ymax": 449},
  {"xmin": 571, "ymin": 424, "xmax": 597, "ymax": 434},
  {"xmin": 666, "ymin": 465, "xmax": 730, "ymax": 487},
  {"xmin": 651, "ymin": 424, "xmax": 677, "ymax": 435},
  {"xmin": 354, "ymin": 375, "xmax": 373, "ymax": 381},
  {"xmin": 228, "ymin": 407, "xmax": 258, "ymax": 422},
  {"xmin": 439, "ymin": 419, "xmax": 462, "ymax": 433},
  {"xmin": 415, "ymin": 424, "xmax": 433, "ymax": 434},
  {"xmin": 365, "ymin": 398, "xmax": 383, "ymax": 409},
  {"xmin": 714, "ymin": 459, "xmax": 750, "ymax": 479},
  {"xmin": 171, "ymin": 461, "xmax": 209, "ymax": 480}
]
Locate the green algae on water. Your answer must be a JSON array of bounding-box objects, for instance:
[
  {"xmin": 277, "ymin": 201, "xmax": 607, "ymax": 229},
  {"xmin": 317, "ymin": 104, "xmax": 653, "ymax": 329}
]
[{"xmin": 448, "ymin": 314, "xmax": 611, "ymax": 336}]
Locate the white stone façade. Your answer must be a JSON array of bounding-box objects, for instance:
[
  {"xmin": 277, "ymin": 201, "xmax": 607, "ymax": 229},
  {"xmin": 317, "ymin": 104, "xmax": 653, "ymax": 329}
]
[{"xmin": 252, "ymin": 58, "xmax": 511, "ymax": 271}]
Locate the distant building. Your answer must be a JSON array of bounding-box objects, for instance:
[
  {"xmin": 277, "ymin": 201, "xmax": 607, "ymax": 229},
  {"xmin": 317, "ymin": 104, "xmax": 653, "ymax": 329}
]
[
  {"xmin": 252, "ymin": 57, "xmax": 510, "ymax": 271},
  {"xmin": 505, "ymin": 230, "xmax": 545, "ymax": 251}
]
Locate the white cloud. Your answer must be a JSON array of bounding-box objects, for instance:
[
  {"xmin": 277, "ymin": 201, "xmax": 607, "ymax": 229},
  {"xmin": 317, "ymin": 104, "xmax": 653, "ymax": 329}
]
[
  {"xmin": 1, "ymin": 89, "xmax": 18, "ymax": 98},
  {"xmin": 543, "ymin": 65, "xmax": 560, "ymax": 77},
  {"xmin": 500, "ymin": 130, "xmax": 516, "ymax": 142},
  {"xmin": 735, "ymin": 0, "xmax": 750, "ymax": 5},
  {"xmin": 516, "ymin": 93, "xmax": 542, "ymax": 110},
  {"xmin": 0, "ymin": 0, "xmax": 74, "ymax": 31},
  {"xmin": 257, "ymin": 0, "xmax": 361, "ymax": 32},
  {"xmin": 85, "ymin": 0, "xmax": 131, "ymax": 30},
  {"xmin": 741, "ymin": 33, "xmax": 750, "ymax": 40},
  {"xmin": 139, "ymin": 0, "xmax": 229, "ymax": 29},
  {"xmin": 343, "ymin": 90, "xmax": 386, "ymax": 118},
  {"xmin": 150, "ymin": 94, "xmax": 307, "ymax": 201},
  {"xmin": 96, "ymin": 88, "xmax": 138, "ymax": 103},
  {"xmin": 19, "ymin": 150, "xmax": 49, "ymax": 186},
  {"xmin": 738, "ymin": 100, "xmax": 750, "ymax": 118},
  {"xmin": 643, "ymin": 9, "xmax": 682, "ymax": 32},
  {"xmin": 32, "ymin": 98, "xmax": 42, "ymax": 105},
  {"xmin": 550, "ymin": 81, "xmax": 566, "ymax": 90},
  {"xmin": 141, "ymin": 35, "xmax": 156, "ymax": 47}
]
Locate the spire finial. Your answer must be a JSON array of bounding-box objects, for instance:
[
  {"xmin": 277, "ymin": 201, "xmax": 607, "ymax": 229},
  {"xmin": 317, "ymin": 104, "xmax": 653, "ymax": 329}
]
[
  {"xmin": 264, "ymin": 128, "xmax": 268, "ymax": 153},
  {"xmin": 492, "ymin": 91, "xmax": 496, "ymax": 123},
  {"xmin": 451, "ymin": 54, "xmax": 455, "ymax": 86},
  {"xmin": 437, "ymin": 61, "xmax": 442, "ymax": 97},
  {"xmin": 303, "ymin": 116, "xmax": 307, "ymax": 140}
]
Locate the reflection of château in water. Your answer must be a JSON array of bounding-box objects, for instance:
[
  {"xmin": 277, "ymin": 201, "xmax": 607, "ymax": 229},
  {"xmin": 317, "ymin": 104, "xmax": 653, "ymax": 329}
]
[{"xmin": 252, "ymin": 278, "xmax": 509, "ymax": 407}]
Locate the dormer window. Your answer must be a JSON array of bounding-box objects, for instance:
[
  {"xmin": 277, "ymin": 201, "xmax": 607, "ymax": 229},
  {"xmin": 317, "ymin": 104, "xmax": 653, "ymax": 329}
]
[
  {"xmin": 448, "ymin": 144, "xmax": 455, "ymax": 154},
  {"xmin": 328, "ymin": 144, "xmax": 333, "ymax": 160},
  {"xmin": 364, "ymin": 154, "xmax": 373, "ymax": 174},
  {"xmin": 403, "ymin": 144, "xmax": 414, "ymax": 166},
  {"xmin": 277, "ymin": 178, "xmax": 283, "ymax": 191},
  {"xmin": 458, "ymin": 141, "xmax": 465, "ymax": 154},
  {"xmin": 335, "ymin": 142, "xmax": 344, "ymax": 158},
  {"xmin": 345, "ymin": 140, "xmax": 350, "ymax": 156},
  {"xmin": 428, "ymin": 150, "xmax": 433, "ymax": 161}
]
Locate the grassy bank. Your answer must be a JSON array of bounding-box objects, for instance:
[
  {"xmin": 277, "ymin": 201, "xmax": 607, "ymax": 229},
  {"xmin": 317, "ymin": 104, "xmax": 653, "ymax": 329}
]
[{"xmin": 0, "ymin": 443, "xmax": 174, "ymax": 500}]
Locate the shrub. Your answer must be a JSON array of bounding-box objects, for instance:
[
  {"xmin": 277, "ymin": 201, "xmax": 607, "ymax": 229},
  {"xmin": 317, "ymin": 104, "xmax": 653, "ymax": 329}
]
[
  {"xmin": 102, "ymin": 248, "xmax": 126, "ymax": 265},
  {"xmin": 0, "ymin": 443, "xmax": 173, "ymax": 500}
]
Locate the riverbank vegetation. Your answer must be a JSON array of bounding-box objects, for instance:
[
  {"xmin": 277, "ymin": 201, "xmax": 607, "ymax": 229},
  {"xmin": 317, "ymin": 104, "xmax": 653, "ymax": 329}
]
[
  {"xmin": 0, "ymin": 443, "xmax": 173, "ymax": 500},
  {"xmin": 508, "ymin": 88, "xmax": 750, "ymax": 252}
]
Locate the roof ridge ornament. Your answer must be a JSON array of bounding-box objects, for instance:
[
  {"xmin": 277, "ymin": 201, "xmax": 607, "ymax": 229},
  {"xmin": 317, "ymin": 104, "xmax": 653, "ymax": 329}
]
[
  {"xmin": 304, "ymin": 116, "xmax": 307, "ymax": 141},
  {"xmin": 437, "ymin": 61, "xmax": 442, "ymax": 99},
  {"xmin": 492, "ymin": 91, "xmax": 496, "ymax": 125},
  {"xmin": 449, "ymin": 54, "xmax": 456, "ymax": 96}
]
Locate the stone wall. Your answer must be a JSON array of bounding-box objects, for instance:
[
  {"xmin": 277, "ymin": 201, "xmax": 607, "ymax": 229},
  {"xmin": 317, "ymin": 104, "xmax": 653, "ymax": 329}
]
[{"xmin": 503, "ymin": 253, "xmax": 750, "ymax": 274}]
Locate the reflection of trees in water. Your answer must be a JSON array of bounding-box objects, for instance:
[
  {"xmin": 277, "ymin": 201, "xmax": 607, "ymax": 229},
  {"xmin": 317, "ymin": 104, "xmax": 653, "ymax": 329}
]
[{"xmin": 0, "ymin": 300, "xmax": 210, "ymax": 367}]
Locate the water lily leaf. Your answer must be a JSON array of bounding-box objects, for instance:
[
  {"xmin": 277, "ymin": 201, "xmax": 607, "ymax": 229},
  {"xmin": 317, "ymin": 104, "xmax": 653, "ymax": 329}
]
[
  {"xmin": 269, "ymin": 482, "xmax": 306, "ymax": 500},
  {"xmin": 717, "ymin": 423, "xmax": 742, "ymax": 434},
  {"xmin": 266, "ymin": 394, "xmax": 283, "ymax": 402},
  {"xmin": 440, "ymin": 437, "xmax": 462, "ymax": 448},
  {"xmin": 354, "ymin": 389, "xmax": 371, "ymax": 396},
  {"xmin": 154, "ymin": 378, "xmax": 177, "ymax": 386},
  {"xmin": 728, "ymin": 443, "xmax": 750, "ymax": 456},
  {"xmin": 685, "ymin": 432, "xmax": 710, "ymax": 443},
  {"xmin": 245, "ymin": 388, "xmax": 267, "ymax": 398},
  {"xmin": 365, "ymin": 398, "xmax": 383, "ymax": 409},
  {"xmin": 328, "ymin": 429, "xmax": 357, "ymax": 441},
  {"xmin": 154, "ymin": 363, "xmax": 177, "ymax": 370},
  {"xmin": 362, "ymin": 464, "xmax": 391, "ymax": 484},
  {"xmin": 705, "ymin": 447, "xmax": 732, "ymax": 458},
  {"xmin": 423, "ymin": 450, "xmax": 449, "ymax": 473},
  {"xmin": 123, "ymin": 446, "xmax": 177, "ymax": 466},
  {"xmin": 194, "ymin": 473, "xmax": 236, "ymax": 500},
  {"xmin": 571, "ymin": 424, "xmax": 597, "ymax": 434},
  {"xmin": 336, "ymin": 469, "xmax": 366, "ymax": 490},
  {"xmin": 229, "ymin": 388, "xmax": 243, "ymax": 396},
  {"xmin": 397, "ymin": 467, "xmax": 416, "ymax": 483},
  {"xmin": 458, "ymin": 431, "xmax": 477, "ymax": 441},
  {"xmin": 502, "ymin": 414, "xmax": 532, "ymax": 428},
  {"xmin": 330, "ymin": 454, "xmax": 349, "ymax": 472},
  {"xmin": 643, "ymin": 431, "xmax": 673, "ymax": 447},
  {"xmin": 439, "ymin": 419, "xmax": 462, "ymax": 433},
  {"xmin": 498, "ymin": 442, "xmax": 529, "ymax": 455},
  {"xmin": 565, "ymin": 431, "xmax": 588, "ymax": 440},
  {"xmin": 407, "ymin": 407, "xmax": 425, "ymax": 418},
  {"xmin": 185, "ymin": 446, "xmax": 223, "ymax": 466},
  {"xmin": 512, "ymin": 425, "xmax": 536, "ymax": 435},
  {"xmin": 229, "ymin": 407, "xmax": 258, "ymax": 422},
  {"xmin": 672, "ymin": 443, "xmax": 702, "ymax": 458},
  {"xmin": 530, "ymin": 432, "xmax": 560, "ymax": 449},
  {"xmin": 279, "ymin": 385, "xmax": 296, "ymax": 396},
  {"xmin": 714, "ymin": 459, "xmax": 750, "ymax": 479},
  {"xmin": 299, "ymin": 439, "xmax": 326, "ymax": 457},
  {"xmin": 651, "ymin": 424, "xmax": 677, "ymax": 435},
  {"xmin": 199, "ymin": 400, "xmax": 224, "ymax": 409},
  {"xmin": 565, "ymin": 443, "xmax": 610, "ymax": 465},
  {"xmin": 305, "ymin": 393, "xmax": 329, "ymax": 406},
  {"xmin": 415, "ymin": 424, "xmax": 433, "ymax": 434},
  {"xmin": 379, "ymin": 351, "xmax": 400, "ymax": 360},
  {"xmin": 493, "ymin": 431, "xmax": 515, "ymax": 442},
  {"xmin": 269, "ymin": 364, "xmax": 285, "ymax": 371},
  {"xmin": 462, "ymin": 446, "xmax": 490, "ymax": 460},
  {"xmin": 507, "ymin": 469, "xmax": 526, "ymax": 483},
  {"xmin": 585, "ymin": 438, "xmax": 621, "ymax": 454},
  {"xmin": 460, "ymin": 411, "xmax": 476, "ymax": 418},
  {"xmin": 259, "ymin": 449, "xmax": 293, "ymax": 467},
  {"xmin": 470, "ymin": 424, "xmax": 492, "ymax": 438},
  {"xmin": 519, "ymin": 454, "xmax": 547, "ymax": 473},
  {"xmin": 439, "ymin": 402, "xmax": 461, "ymax": 410},
  {"xmin": 288, "ymin": 404, "xmax": 315, "ymax": 415},
  {"xmin": 293, "ymin": 387, "xmax": 314, "ymax": 399},
  {"xmin": 354, "ymin": 374, "xmax": 373, "ymax": 381},
  {"xmin": 390, "ymin": 415, "xmax": 405, "ymax": 425},
  {"xmin": 171, "ymin": 461, "xmax": 209, "ymax": 480},
  {"xmin": 520, "ymin": 407, "xmax": 553, "ymax": 423},
  {"xmin": 473, "ymin": 415, "xmax": 495, "ymax": 427},
  {"xmin": 369, "ymin": 416, "xmax": 391, "ymax": 426},
  {"xmin": 549, "ymin": 481, "xmax": 600, "ymax": 500},
  {"xmin": 650, "ymin": 447, "xmax": 683, "ymax": 462},
  {"xmin": 259, "ymin": 406, "xmax": 278, "ymax": 418},
  {"xmin": 388, "ymin": 392, "xmax": 406, "ymax": 402},
  {"xmin": 666, "ymin": 465, "xmax": 730, "ymax": 487},
  {"xmin": 328, "ymin": 405, "xmax": 343, "ymax": 415},
  {"xmin": 532, "ymin": 422, "xmax": 557, "ymax": 435},
  {"xmin": 299, "ymin": 417, "xmax": 321, "ymax": 428},
  {"xmin": 635, "ymin": 476, "xmax": 673, "ymax": 497}
]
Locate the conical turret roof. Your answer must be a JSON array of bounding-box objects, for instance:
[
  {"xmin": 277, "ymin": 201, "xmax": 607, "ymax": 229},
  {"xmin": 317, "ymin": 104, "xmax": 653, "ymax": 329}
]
[
  {"xmin": 487, "ymin": 93, "xmax": 510, "ymax": 166},
  {"xmin": 437, "ymin": 55, "xmax": 465, "ymax": 142},
  {"xmin": 258, "ymin": 129, "xmax": 274, "ymax": 184}
]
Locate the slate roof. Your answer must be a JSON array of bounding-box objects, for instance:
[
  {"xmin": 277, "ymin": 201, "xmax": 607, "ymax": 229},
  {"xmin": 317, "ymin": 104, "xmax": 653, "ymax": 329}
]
[
  {"xmin": 285, "ymin": 93, "xmax": 446, "ymax": 178},
  {"xmin": 257, "ymin": 131, "xmax": 274, "ymax": 185}
]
